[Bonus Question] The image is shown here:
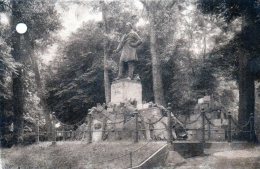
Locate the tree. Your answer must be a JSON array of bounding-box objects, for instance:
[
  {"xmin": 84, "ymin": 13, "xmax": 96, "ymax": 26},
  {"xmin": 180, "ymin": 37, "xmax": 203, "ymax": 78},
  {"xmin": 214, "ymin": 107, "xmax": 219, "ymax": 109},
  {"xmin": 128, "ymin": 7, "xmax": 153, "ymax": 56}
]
[
  {"xmin": 140, "ymin": 0, "xmax": 177, "ymax": 106},
  {"xmin": 100, "ymin": 1, "xmax": 111, "ymax": 103},
  {"xmin": 198, "ymin": 0, "xmax": 260, "ymax": 140},
  {"xmin": 0, "ymin": 25, "xmax": 16, "ymax": 147},
  {"xmin": 0, "ymin": 0, "xmax": 61, "ymax": 145},
  {"xmin": 46, "ymin": 21, "xmax": 107, "ymax": 123},
  {"xmin": 45, "ymin": 1, "xmax": 141, "ymax": 124},
  {"xmin": 10, "ymin": 0, "xmax": 26, "ymax": 145}
]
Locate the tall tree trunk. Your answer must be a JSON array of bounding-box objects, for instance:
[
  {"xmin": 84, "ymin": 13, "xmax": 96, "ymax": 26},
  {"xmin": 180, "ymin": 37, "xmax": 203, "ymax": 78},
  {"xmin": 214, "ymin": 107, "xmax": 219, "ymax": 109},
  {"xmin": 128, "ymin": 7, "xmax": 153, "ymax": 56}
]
[
  {"xmin": 104, "ymin": 50, "xmax": 110, "ymax": 103},
  {"xmin": 101, "ymin": 1, "xmax": 111, "ymax": 103},
  {"xmin": 12, "ymin": 69, "xmax": 24, "ymax": 144},
  {"xmin": 150, "ymin": 14, "xmax": 165, "ymax": 106},
  {"xmin": 32, "ymin": 57, "xmax": 52, "ymax": 140},
  {"xmin": 238, "ymin": 10, "xmax": 256, "ymax": 141},
  {"xmin": 11, "ymin": 0, "xmax": 25, "ymax": 145},
  {"xmin": 27, "ymin": 38, "xmax": 52, "ymax": 141},
  {"xmin": 238, "ymin": 52, "xmax": 255, "ymax": 140},
  {"xmin": 141, "ymin": 1, "xmax": 165, "ymax": 106},
  {"xmin": 0, "ymin": 96, "xmax": 5, "ymax": 146}
]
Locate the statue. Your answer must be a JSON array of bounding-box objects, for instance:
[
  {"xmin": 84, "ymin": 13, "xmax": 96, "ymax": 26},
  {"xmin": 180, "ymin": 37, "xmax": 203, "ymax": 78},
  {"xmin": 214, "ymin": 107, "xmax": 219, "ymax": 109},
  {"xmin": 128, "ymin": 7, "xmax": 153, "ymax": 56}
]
[{"xmin": 114, "ymin": 22, "xmax": 142, "ymax": 80}]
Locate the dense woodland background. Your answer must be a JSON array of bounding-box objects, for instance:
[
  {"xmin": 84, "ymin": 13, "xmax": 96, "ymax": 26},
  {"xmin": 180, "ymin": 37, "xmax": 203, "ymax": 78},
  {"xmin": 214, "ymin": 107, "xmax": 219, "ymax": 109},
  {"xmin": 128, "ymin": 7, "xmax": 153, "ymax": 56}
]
[{"xmin": 0, "ymin": 0, "xmax": 260, "ymax": 147}]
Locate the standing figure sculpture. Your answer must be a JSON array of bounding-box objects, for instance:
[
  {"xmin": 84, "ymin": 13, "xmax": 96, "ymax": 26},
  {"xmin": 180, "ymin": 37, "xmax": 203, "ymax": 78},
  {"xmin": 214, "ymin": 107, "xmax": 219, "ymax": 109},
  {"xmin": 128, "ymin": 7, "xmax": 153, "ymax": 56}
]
[{"xmin": 114, "ymin": 22, "xmax": 142, "ymax": 80}]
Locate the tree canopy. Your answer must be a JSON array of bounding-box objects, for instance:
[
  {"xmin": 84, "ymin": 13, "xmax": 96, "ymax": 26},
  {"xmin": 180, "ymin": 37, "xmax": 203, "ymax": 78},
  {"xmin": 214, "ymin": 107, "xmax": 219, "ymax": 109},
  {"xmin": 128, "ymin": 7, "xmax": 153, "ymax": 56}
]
[
  {"xmin": 0, "ymin": 0, "xmax": 61, "ymax": 146},
  {"xmin": 1, "ymin": 0, "xmax": 260, "ymax": 145}
]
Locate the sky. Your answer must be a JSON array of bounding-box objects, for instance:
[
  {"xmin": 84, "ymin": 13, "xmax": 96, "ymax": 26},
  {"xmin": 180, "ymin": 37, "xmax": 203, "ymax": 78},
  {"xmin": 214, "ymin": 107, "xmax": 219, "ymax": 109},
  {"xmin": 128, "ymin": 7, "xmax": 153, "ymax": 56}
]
[
  {"xmin": 0, "ymin": 13, "xmax": 9, "ymax": 25},
  {"xmin": 40, "ymin": 3, "xmax": 101, "ymax": 64}
]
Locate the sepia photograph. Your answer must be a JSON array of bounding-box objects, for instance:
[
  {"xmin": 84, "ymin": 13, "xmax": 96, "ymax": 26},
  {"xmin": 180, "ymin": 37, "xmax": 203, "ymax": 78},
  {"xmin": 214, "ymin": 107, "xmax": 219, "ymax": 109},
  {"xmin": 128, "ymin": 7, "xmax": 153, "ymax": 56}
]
[{"xmin": 1, "ymin": 0, "xmax": 260, "ymax": 168}]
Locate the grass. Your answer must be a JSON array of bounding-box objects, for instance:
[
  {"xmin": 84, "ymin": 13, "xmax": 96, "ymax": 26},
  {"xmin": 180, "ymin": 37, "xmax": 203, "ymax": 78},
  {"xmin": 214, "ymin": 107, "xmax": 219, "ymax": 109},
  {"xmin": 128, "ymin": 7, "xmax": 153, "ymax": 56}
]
[{"xmin": 1, "ymin": 141, "xmax": 166, "ymax": 169}]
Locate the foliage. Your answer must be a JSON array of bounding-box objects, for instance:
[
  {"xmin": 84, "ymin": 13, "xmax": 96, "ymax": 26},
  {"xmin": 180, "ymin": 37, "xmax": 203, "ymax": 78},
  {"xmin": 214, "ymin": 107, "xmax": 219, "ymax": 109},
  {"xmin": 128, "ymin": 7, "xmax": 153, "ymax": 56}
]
[
  {"xmin": 0, "ymin": 25, "xmax": 15, "ymax": 147},
  {"xmin": 198, "ymin": 0, "xmax": 260, "ymax": 134},
  {"xmin": 1, "ymin": 0, "xmax": 259, "ymax": 144},
  {"xmin": 198, "ymin": 0, "xmax": 260, "ymax": 68},
  {"xmin": 45, "ymin": 0, "xmax": 248, "ymax": 120},
  {"xmin": 0, "ymin": 34, "xmax": 15, "ymax": 99},
  {"xmin": 45, "ymin": 1, "xmax": 141, "ymax": 124},
  {"xmin": 0, "ymin": 0, "xmax": 61, "ymax": 147},
  {"xmin": 45, "ymin": 21, "xmax": 106, "ymax": 124}
]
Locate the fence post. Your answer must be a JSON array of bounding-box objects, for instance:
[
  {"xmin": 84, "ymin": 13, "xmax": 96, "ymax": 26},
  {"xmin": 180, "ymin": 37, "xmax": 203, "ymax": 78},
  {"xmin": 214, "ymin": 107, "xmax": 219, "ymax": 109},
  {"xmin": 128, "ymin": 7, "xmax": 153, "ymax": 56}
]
[
  {"xmin": 134, "ymin": 110, "xmax": 139, "ymax": 143},
  {"xmin": 62, "ymin": 125, "xmax": 65, "ymax": 141},
  {"xmin": 130, "ymin": 151, "xmax": 133, "ymax": 168},
  {"xmin": 148, "ymin": 119, "xmax": 153, "ymax": 140},
  {"xmin": 207, "ymin": 120, "xmax": 211, "ymax": 141},
  {"xmin": 167, "ymin": 103, "xmax": 173, "ymax": 144},
  {"xmin": 101, "ymin": 118, "xmax": 107, "ymax": 141},
  {"xmin": 88, "ymin": 112, "xmax": 93, "ymax": 144},
  {"xmin": 36, "ymin": 119, "xmax": 39, "ymax": 144},
  {"xmin": 201, "ymin": 108, "xmax": 205, "ymax": 145},
  {"xmin": 249, "ymin": 113, "xmax": 254, "ymax": 142},
  {"xmin": 51, "ymin": 114, "xmax": 56, "ymax": 146},
  {"xmin": 228, "ymin": 112, "xmax": 232, "ymax": 143}
]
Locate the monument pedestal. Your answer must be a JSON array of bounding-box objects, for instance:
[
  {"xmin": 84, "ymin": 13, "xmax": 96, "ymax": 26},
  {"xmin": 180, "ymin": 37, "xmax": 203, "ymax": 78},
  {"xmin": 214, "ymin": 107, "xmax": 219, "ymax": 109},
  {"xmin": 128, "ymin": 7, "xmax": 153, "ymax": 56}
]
[{"xmin": 111, "ymin": 79, "xmax": 142, "ymax": 105}]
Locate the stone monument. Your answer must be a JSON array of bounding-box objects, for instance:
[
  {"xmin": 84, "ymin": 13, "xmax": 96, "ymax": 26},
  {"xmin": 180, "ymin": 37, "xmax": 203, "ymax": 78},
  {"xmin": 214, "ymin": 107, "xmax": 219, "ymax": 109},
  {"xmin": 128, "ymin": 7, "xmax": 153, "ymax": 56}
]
[
  {"xmin": 111, "ymin": 22, "xmax": 143, "ymax": 107},
  {"xmin": 111, "ymin": 78, "xmax": 142, "ymax": 105}
]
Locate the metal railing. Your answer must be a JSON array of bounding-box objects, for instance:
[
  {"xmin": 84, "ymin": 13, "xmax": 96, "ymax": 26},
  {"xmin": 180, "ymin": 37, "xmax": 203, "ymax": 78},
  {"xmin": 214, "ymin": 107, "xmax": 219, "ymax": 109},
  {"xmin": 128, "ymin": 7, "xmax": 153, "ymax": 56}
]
[{"xmin": 29, "ymin": 107, "xmax": 256, "ymax": 145}]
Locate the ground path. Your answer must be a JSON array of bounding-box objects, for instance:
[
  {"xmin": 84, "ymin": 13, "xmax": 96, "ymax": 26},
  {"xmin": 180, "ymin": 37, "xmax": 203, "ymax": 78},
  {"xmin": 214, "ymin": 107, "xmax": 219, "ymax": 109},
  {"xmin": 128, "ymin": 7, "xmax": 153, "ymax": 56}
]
[{"xmin": 161, "ymin": 145, "xmax": 260, "ymax": 169}]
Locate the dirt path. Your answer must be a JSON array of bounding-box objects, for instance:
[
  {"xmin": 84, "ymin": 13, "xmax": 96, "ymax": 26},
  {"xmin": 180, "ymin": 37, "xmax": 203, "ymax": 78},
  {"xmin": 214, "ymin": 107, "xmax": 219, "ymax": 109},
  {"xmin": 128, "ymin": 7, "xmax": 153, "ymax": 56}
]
[{"xmin": 174, "ymin": 147, "xmax": 260, "ymax": 169}]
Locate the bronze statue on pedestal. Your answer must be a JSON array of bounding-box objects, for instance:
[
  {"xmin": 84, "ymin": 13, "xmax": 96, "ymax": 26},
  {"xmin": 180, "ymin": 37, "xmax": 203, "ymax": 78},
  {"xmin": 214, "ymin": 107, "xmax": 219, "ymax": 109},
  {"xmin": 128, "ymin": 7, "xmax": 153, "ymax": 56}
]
[{"xmin": 114, "ymin": 22, "xmax": 142, "ymax": 80}]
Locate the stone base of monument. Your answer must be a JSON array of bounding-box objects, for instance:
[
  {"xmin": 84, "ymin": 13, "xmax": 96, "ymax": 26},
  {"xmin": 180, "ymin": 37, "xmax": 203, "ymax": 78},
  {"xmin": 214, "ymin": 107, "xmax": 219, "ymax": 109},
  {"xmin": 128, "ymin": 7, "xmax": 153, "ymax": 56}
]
[{"xmin": 111, "ymin": 79, "xmax": 142, "ymax": 106}]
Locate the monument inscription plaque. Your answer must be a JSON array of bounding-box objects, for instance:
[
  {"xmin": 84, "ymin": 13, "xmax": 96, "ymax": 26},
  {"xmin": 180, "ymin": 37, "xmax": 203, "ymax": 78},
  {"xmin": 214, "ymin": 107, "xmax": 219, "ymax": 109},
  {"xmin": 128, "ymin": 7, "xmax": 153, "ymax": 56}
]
[{"xmin": 111, "ymin": 79, "xmax": 142, "ymax": 105}]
